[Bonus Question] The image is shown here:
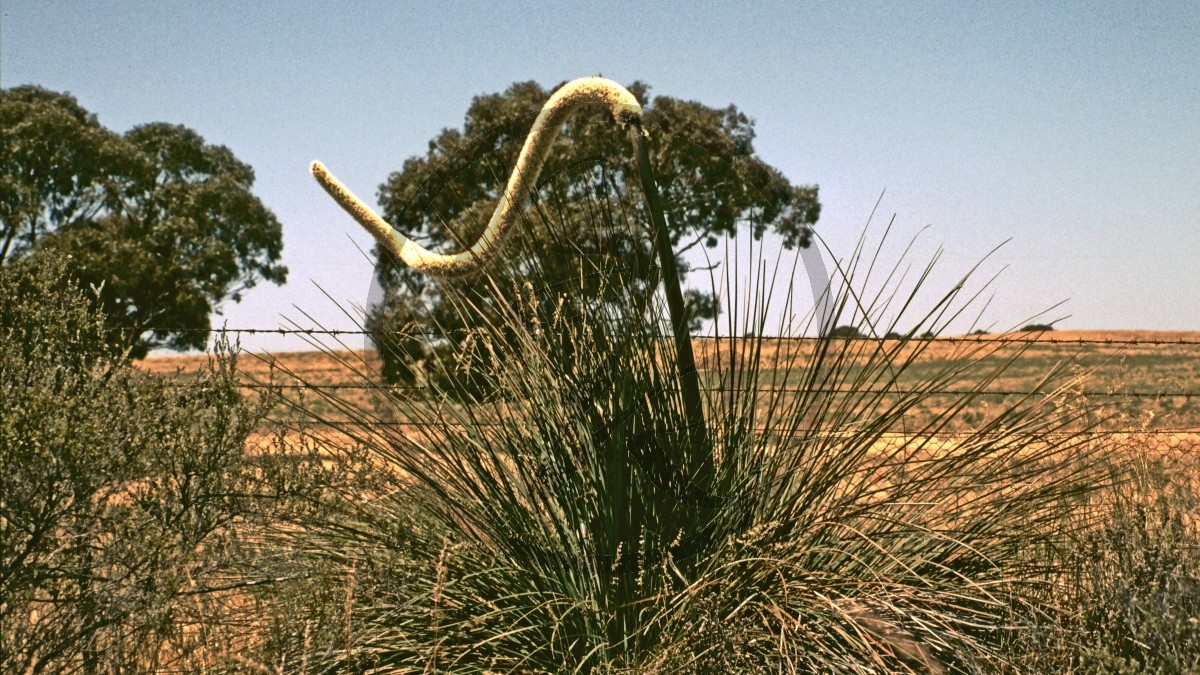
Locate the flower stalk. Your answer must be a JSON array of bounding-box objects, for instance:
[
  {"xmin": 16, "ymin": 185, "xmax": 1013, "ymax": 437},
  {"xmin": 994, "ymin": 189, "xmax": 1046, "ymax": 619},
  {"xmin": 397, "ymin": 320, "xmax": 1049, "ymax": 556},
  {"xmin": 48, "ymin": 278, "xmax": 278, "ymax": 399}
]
[{"xmin": 628, "ymin": 124, "xmax": 712, "ymax": 500}]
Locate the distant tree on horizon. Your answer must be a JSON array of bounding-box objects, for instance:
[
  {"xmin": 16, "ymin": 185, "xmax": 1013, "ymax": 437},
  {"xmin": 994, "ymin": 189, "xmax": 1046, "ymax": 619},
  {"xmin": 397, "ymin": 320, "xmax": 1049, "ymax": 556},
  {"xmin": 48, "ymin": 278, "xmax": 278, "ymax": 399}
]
[{"xmin": 830, "ymin": 325, "xmax": 862, "ymax": 338}]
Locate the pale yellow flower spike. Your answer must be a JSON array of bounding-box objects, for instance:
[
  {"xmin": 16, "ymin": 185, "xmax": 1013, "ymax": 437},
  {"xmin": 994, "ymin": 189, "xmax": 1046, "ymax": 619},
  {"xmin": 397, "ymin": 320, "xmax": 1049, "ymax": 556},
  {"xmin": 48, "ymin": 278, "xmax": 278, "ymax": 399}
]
[{"xmin": 311, "ymin": 77, "xmax": 644, "ymax": 276}]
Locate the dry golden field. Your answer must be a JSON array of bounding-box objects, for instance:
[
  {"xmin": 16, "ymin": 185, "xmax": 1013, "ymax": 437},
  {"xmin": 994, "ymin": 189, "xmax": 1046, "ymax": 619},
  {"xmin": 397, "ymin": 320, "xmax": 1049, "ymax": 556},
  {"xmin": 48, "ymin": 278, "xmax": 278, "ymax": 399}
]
[
  {"xmin": 138, "ymin": 330, "xmax": 1200, "ymax": 423},
  {"xmin": 138, "ymin": 330, "xmax": 1200, "ymax": 477}
]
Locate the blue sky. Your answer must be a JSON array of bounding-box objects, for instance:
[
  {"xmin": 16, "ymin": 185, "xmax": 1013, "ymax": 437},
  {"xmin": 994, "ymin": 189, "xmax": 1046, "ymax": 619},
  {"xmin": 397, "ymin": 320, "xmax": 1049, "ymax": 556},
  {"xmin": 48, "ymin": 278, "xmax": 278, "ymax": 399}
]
[{"xmin": 3, "ymin": 0, "xmax": 1197, "ymax": 352}]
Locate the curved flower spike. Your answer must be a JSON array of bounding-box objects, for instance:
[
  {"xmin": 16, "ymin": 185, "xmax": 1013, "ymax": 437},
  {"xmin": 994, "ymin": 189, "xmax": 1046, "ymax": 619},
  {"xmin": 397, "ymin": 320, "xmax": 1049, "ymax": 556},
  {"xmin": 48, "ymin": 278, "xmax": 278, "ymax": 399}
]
[{"xmin": 311, "ymin": 77, "xmax": 644, "ymax": 276}]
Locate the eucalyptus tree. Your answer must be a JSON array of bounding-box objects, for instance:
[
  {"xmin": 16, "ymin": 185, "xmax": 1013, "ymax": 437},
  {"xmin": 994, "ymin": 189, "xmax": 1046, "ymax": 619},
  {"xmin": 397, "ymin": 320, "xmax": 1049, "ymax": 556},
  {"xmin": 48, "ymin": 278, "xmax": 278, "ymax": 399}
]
[
  {"xmin": 0, "ymin": 85, "xmax": 286, "ymax": 357},
  {"xmin": 357, "ymin": 79, "xmax": 820, "ymax": 387}
]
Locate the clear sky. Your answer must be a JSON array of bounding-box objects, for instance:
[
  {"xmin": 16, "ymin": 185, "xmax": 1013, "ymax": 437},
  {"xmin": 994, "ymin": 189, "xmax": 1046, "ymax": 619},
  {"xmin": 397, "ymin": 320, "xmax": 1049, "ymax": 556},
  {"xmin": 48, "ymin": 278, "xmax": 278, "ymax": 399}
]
[{"xmin": 3, "ymin": 0, "xmax": 1197, "ymax": 352}]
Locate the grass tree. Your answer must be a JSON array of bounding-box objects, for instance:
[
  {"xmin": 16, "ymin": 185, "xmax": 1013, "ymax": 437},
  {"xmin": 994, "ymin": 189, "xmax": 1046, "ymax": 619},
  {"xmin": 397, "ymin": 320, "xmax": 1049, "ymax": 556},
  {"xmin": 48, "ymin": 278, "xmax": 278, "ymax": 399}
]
[{"xmin": 281, "ymin": 77, "xmax": 1118, "ymax": 672}]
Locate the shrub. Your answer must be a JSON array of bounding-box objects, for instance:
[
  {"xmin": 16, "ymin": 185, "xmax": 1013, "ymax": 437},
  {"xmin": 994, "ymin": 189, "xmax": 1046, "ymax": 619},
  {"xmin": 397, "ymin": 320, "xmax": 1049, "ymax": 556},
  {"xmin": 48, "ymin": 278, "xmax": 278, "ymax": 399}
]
[
  {"xmin": 0, "ymin": 259, "xmax": 275, "ymax": 671},
  {"xmin": 1074, "ymin": 491, "xmax": 1200, "ymax": 672},
  {"xmin": 998, "ymin": 452, "xmax": 1200, "ymax": 673}
]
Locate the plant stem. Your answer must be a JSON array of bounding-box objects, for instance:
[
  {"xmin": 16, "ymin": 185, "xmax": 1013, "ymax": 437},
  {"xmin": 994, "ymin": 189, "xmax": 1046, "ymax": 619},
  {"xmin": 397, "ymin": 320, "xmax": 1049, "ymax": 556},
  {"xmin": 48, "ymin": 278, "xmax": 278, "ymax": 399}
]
[{"xmin": 629, "ymin": 127, "xmax": 713, "ymax": 502}]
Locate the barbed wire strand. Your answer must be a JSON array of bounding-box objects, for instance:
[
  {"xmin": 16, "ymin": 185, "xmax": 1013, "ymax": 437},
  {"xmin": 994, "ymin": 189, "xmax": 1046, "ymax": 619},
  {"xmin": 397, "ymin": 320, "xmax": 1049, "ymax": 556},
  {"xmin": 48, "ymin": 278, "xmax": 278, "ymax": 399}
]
[
  {"xmin": 9, "ymin": 325, "xmax": 1198, "ymax": 346},
  {"xmin": 162, "ymin": 381, "xmax": 1200, "ymax": 398},
  {"xmin": 256, "ymin": 419, "xmax": 1200, "ymax": 435}
]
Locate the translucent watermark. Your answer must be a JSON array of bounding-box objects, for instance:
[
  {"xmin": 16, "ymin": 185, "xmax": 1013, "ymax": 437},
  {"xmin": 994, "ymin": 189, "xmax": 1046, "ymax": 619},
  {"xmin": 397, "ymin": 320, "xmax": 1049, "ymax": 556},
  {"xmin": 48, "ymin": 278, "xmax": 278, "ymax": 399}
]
[{"xmin": 363, "ymin": 239, "xmax": 834, "ymax": 350}]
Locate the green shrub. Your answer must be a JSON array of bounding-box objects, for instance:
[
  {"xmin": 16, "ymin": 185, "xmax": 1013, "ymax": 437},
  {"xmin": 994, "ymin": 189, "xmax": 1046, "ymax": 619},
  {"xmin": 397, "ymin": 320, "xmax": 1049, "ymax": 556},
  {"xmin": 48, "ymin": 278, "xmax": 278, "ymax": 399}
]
[{"xmin": 0, "ymin": 260, "xmax": 274, "ymax": 672}]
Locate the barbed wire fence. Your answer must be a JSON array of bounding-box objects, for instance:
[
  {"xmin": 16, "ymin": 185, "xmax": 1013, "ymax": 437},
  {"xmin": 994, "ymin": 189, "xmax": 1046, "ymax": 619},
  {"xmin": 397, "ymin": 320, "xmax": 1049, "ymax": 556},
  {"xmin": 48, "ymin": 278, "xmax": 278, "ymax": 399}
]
[
  {"xmin": 127, "ymin": 326, "xmax": 1200, "ymax": 488},
  {"xmin": 127, "ymin": 325, "xmax": 1200, "ymax": 346}
]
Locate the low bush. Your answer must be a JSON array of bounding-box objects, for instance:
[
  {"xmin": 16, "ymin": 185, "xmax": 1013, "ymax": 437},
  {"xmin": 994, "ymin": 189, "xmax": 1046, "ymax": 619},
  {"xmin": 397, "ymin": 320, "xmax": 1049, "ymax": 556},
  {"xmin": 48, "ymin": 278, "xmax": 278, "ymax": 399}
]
[
  {"xmin": 998, "ymin": 448, "xmax": 1200, "ymax": 673},
  {"xmin": 1074, "ymin": 489, "xmax": 1200, "ymax": 672},
  {"xmin": 0, "ymin": 260, "xmax": 278, "ymax": 672}
]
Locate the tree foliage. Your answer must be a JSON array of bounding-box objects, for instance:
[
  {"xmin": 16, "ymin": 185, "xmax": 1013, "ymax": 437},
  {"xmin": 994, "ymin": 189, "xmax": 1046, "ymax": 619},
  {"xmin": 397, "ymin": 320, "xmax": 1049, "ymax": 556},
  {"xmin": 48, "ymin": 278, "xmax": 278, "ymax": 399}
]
[
  {"xmin": 0, "ymin": 85, "xmax": 286, "ymax": 358},
  {"xmin": 366, "ymin": 80, "xmax": 820, "ymax": 387}
]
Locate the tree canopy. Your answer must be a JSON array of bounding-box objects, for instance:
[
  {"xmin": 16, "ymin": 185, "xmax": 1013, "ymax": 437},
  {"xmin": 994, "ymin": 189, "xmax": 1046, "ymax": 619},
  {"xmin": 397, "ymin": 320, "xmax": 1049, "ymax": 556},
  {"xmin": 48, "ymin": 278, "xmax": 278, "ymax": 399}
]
[
  {"xmin": 0, "ymin": 85, "xmax": 286, "ymax": 358},
  {"xmin": 366, "ymin": 80, "xmax": 820, "ymax": 387}
]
